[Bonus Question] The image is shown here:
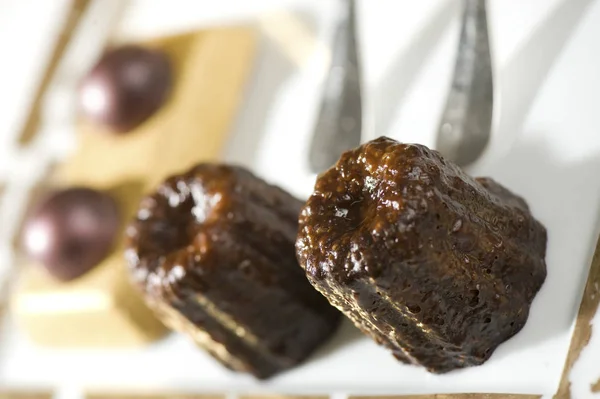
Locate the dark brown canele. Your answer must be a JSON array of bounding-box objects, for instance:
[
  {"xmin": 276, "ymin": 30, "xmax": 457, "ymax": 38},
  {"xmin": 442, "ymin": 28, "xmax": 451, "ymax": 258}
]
[
  {"xmin": 125, "ymin": 164, "xmax": 340, "ymax": 379},
  {"xmin": 296, "ymin": 137, "xmax": 547, "ymax": 373}
]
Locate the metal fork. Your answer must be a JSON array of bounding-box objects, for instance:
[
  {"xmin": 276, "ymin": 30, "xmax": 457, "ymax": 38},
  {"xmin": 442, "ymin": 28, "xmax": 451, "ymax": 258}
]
[
  {"xmin": 436, "ymin": 0, "xmax": 493, "ymax": 167},
  {"xmin": 308, "ymin": 0, "xmax": 362, "ymax": 174}
]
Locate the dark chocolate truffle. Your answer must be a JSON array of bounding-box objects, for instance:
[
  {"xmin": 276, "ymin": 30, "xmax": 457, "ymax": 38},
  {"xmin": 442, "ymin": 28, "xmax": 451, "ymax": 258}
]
[
  {"xmin": 296, "ymin": 137, "xmax": 547, "ymax": 373},
  {"xmin": 79, "ymin": 45, "xmax": 172, "ymax": 132},
  {"xmin": 125, "ymin": 164, "xmax": 340, "ymax": 379},
  {"xmin": 23, "ymin": 187, "xmax": 120, "ymax": 281}
]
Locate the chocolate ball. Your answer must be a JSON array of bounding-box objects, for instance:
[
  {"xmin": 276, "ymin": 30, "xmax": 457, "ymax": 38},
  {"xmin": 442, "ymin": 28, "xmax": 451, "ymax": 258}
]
[
  {"xmin": 23, "ymin": 188, "xmax": 121, "ymax": 281},
  {"xmin": 78, "ymin": 45, "xmax": 172, "ymax": 133}
]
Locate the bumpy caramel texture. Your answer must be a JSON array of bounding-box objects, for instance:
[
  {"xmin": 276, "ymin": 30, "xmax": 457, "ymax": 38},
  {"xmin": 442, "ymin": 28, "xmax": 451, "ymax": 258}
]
[
  {"xmin": 296, "ymin": 137, "xmax": 547, "ymax": 373},
  {"xmin": 126, "ymin": 164, "xmax": 340, "ymax": 379}
]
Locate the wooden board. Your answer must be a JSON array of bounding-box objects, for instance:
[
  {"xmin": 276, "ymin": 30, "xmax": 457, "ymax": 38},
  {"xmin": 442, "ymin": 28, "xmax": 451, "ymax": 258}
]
[{"xmin": 12, "ymin": 25, "xmax": 257, "ymax": 347}]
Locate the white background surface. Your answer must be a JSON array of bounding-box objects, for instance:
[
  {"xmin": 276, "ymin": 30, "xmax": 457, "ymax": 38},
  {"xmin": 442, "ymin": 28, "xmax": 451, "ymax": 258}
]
[{"xmin": 1, "ymin": 0, "xmax": 600, "ymax": 397}]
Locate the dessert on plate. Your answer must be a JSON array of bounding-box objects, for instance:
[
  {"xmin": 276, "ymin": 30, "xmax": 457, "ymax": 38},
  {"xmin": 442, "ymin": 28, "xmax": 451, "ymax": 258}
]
[
  {"xmin": 126, "ymin": 164, "xmax": 341, "ymax": 379},
  {"xmin": 296, "ymin": 136, "xmax": 547, "ymax": 373}
]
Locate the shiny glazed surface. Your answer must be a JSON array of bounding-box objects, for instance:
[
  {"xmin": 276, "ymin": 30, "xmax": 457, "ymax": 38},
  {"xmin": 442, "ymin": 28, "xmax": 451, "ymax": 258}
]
[
  {"xmin": 78, "ymin": 45, "xmax": 172, "ymax": 133},
  {"xmin": 296, "ymin": 137, "xmax": 547, "ymax": 373},
  {"xmin": 126, "ymin": 164, "xmax": 340, "ymax": 379},
  {"xmin": 23, "ymin": 187, "xmax": 120, "ymax": 281}
]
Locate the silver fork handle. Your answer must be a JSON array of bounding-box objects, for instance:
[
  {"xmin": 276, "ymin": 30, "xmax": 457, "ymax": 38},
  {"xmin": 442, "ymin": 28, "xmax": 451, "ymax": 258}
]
[
  {"xmin": 308, "ymin": 0, "xmax": 363, "ymax": 174},
  {"xmin": 436, "ymin": 0, "xmax": 493, "ymax": 166}
]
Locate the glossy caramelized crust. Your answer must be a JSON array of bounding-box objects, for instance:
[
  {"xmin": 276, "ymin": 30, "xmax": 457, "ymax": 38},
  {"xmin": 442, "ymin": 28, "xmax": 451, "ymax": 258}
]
[
  {"xmin": 296, "ymin": 137, "xmax": 547, "ymax": 373},
  {"xmin": 126, "ymin": 164, "xmax": 340, "ymax": 379}
]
